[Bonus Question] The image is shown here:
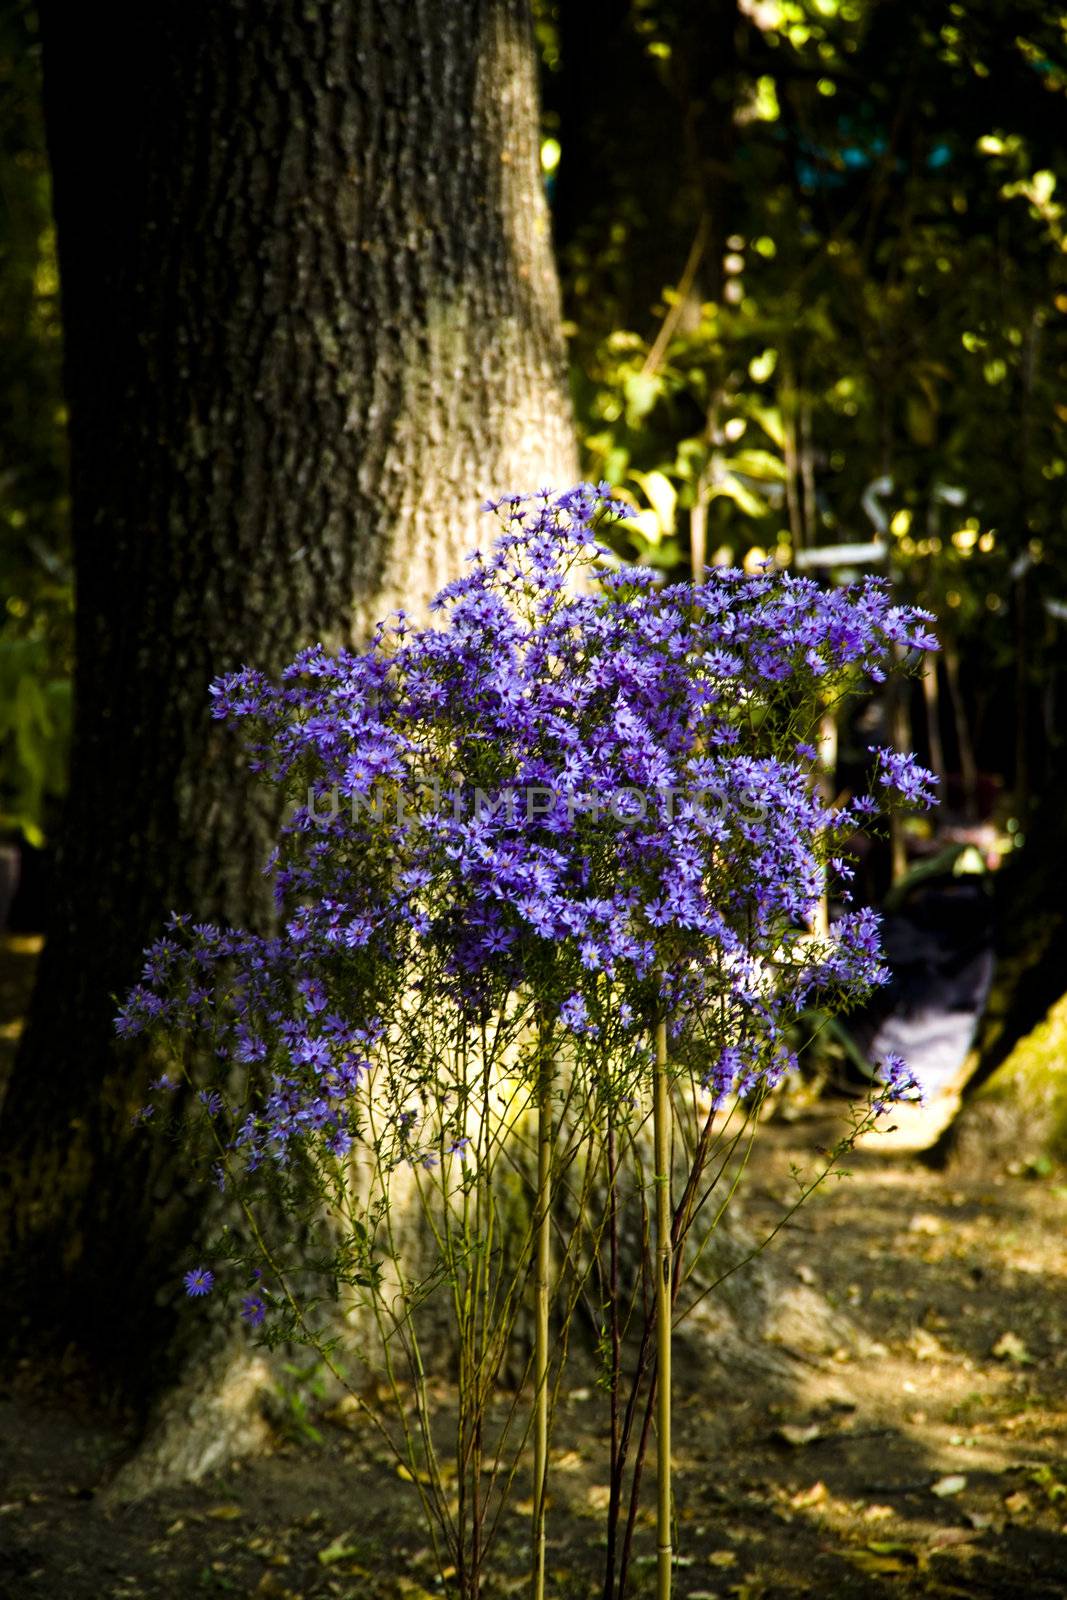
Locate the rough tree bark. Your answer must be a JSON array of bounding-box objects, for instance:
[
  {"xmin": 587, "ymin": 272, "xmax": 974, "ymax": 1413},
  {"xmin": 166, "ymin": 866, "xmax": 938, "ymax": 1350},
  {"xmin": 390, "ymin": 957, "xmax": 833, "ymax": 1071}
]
[{"xmin": 0, "ymin": 0, "xmax": 575, "ymax": 1484}]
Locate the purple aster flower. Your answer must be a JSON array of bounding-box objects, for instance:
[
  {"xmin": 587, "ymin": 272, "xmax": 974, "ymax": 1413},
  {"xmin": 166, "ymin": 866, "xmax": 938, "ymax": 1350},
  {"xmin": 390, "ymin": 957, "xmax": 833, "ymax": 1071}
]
[
  {"xmin": 559, "ymin": 993, "xmax": 593, "ymax": 1034},
  {"xmin": 869, "ymin": 746, "xmax": 939, "ymax": 807},
  {"xmin": 241, "ymin": 1294, "xmax": 267, "ymax": 1327},
  {"xmin": 873, "ymin": 1051, "xmax": 922, "ymax": 1112},
  {"xmin": 183, "ymin": 1267, "xmax": 214, "ymax": 1297},
  {"xmin": 118, "ymin": 481, "xmax": 938, "ymax": 1220}
]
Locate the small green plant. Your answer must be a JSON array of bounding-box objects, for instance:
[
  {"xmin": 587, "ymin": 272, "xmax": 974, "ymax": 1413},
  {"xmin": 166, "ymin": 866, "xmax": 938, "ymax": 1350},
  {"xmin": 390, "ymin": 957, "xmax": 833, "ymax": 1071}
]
[
  {"xmin": 276, "ymin": 1357, "xmax": 328, "ymax": 1447},
  {"xmin": 1029, "ymin": 1464, "xmax": 1067, "ymax": 1504}
]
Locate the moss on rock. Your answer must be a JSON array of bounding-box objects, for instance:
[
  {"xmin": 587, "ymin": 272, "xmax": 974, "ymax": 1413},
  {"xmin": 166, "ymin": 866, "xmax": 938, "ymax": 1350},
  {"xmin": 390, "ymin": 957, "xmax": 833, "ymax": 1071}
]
[{"xmin": 947, "ymin": 989, "xmax": 1067, "ymax": 1172}]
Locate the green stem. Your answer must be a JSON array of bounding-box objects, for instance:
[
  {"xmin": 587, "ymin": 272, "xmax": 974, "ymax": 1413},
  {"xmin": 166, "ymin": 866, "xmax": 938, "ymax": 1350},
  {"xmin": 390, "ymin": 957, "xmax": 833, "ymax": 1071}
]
[
  {"xmin": 602, "ymin": 1111, "xmax": 622, "ymax": 1600},
  {"xmin": 532, "ymin": 1025, "xmax": 553, "ymax": 1600},
  {"xmin": 654, "ymin": 1018, "xmax": 672, "ymax": 1600}
]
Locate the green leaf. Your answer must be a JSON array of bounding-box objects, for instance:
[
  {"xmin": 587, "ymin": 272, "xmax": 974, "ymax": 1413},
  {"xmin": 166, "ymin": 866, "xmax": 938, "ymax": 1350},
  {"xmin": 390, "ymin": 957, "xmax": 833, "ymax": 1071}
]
[
  {"xmin": 724, "ymin": 448, "xmax": 786, "ymax": 482},
  {"xmin": 623, "ymin": 372, "xmax": 661, "ymax": 425},
  {"xmin": 711, "ymin": 474, "xmax": 769, "ymax": 518},
  {"xmin": 746, "ymin": 404, "xmax": 787, "ymax": 449},
  {"xmin": 631, "ymin": 469, "xmax": 677, "ymax": 534},
  {"xmin": 642, "ymin": 538, "xmax": 683, "ymax": 569},
  {"xmin": 748, "ymin": 348, "xmax": 778, "ymax": 383},
  {"xmin": 13, "ymin": 675, "xmax": 48, "ymax": 792}
]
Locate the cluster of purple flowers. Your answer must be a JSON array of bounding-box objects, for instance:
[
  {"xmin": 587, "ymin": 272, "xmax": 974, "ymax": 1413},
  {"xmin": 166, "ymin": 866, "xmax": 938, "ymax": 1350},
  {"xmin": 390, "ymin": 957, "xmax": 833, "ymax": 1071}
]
[
  {"xmin": 117, "ymin": 484, "xmax": 937, "ymax": 1292},
  {"xmin": 872, "ymin": 1050, "xmax": 922, "ymax": 1114},
  {"xmin": 119, "ymin": 918, "xmax": 382, "ymax": 1172}
]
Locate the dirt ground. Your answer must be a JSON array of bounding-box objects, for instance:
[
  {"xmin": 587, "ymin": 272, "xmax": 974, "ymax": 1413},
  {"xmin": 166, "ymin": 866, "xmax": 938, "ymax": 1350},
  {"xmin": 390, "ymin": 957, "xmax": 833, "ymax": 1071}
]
[{"xmin": 2, "ymin": 937, "xmax": 1066, "ymax": 1599}]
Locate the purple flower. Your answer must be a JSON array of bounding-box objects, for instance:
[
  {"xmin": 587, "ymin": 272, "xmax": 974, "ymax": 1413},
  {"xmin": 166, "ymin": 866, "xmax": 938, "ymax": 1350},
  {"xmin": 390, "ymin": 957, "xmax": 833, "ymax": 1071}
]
[
  {"xmin": 118, "ymin": 483, "xmax": 938, "ymax": 1191},
  {"xmin": 869, "ymin": 746, "xmax": 939, "ymax": 807},
  {"xmin": 241, "ymin": 1294, "xmax": 267, "ymax": 1327},
  {"xmin": 872, "ymin": 1051, "xmax": 923, "ymax": 1113},
  {"xmin": 560, "ymin": 993, "xmax": 594, "ymax": 1035},
  {"xmin": 183, "ymin": 1267, "xmax": 214, "ymax": 1297}
]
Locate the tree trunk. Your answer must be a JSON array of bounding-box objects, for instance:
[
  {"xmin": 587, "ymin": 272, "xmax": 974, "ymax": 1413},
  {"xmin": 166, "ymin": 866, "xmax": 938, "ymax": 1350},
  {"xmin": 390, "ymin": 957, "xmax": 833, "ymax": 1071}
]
[{"xmin": 0, "ymin": 0, "xmax": 575, "ymax": 1475}]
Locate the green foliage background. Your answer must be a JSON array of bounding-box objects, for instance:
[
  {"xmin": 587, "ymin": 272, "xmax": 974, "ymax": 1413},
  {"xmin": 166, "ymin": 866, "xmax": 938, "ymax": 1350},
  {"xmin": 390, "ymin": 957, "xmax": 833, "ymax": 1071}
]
[
  {"xmin": 543, "ymin": 0, "xmax": 1066, "ymax": 812},
  {"xmin": 0, "ymin": 0, "xmax": 69, "ymax": 845}
]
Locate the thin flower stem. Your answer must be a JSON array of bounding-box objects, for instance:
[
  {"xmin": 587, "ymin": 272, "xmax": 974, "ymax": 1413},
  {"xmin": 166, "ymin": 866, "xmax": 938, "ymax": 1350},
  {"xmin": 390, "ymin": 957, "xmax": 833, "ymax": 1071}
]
[
  {"xmin": 654, "ymin": 1017, "xmax": 673, "ymax": 1600},
  {"xmin": 602, "ymin": 1110, "xmax": 622, "ymax": 1600},
  {"xmin": 610, "ymin": 1129, "xmax": 656, "ymax": 1599},
  {"xmin": 619, "ymin": 1363, "xmax": 656, "ymax": 1600},
  {"xmin": 675, "ymin": 1102, "xmax": 884, "ymax": 1327},
  {"xmin": 366, "ymin": 1079, "xmax": 454, "ymax": 1561},
  {"xmin": 531, "ymin": 1018, "xmax": 553, "ymax": 1600}
]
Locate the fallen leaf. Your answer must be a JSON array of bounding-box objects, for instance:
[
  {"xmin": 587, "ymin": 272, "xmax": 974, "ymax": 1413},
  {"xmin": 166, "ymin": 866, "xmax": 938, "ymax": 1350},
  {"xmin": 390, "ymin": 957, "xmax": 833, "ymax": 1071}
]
[
  {"xmin": 846, "ymin": 1550, "xmax": 914, "ymax": 1576},
  {"xmin": 709, "ymin": 1549, "xmax": 737, "ymax": 1567},
  {"xmin": 864, "ymin": 1505, "xmax": 894, "ymax": 1521},
  {"xmin": 325, "ymin": 1395, "xmax": 362, "ymax": 1427},
  {"xmin": 790, "ymin": 1482, "xmax": 828, "ymax": 1508},
  {"xmin": 1004, "ymin": 1490, "xmax": 1032, "ymax": 1517},
  {"xmin": 393, "ymin": 1581, "xmax": 436, "ymax": 1600},
  {"xmin": 205, "ymin": 1503, "xmax": 243, "ymax": 1521},
  {"xmin": 318, "ymin": 1535, "xmax": 364, "ymax": 1567},
  {"xmin": 910, "ymin": 1329, "xmax": 948, "ymax": 1362},
  {"xmin": 775, "ymin": 1423, "xmax": 821, "ymax": 1447},
  {"xmin": 255, "ymin": 1577, "xmax": 292, "ymax": 1598},
  {"xmin": 931, "ymin": 1475, "xmax": 968, "ymax": 1498},
  {"xmin": 992, "ymin": 1331, "xmax": 1033, "ymax": 1364},
  {"xmin": 965, "ymin": 1511, "xmax": 996, "ymax": 1531},
  {"xmin": 929, "ymin": 1528, "xmax": 976, "ymax": 1550}
]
